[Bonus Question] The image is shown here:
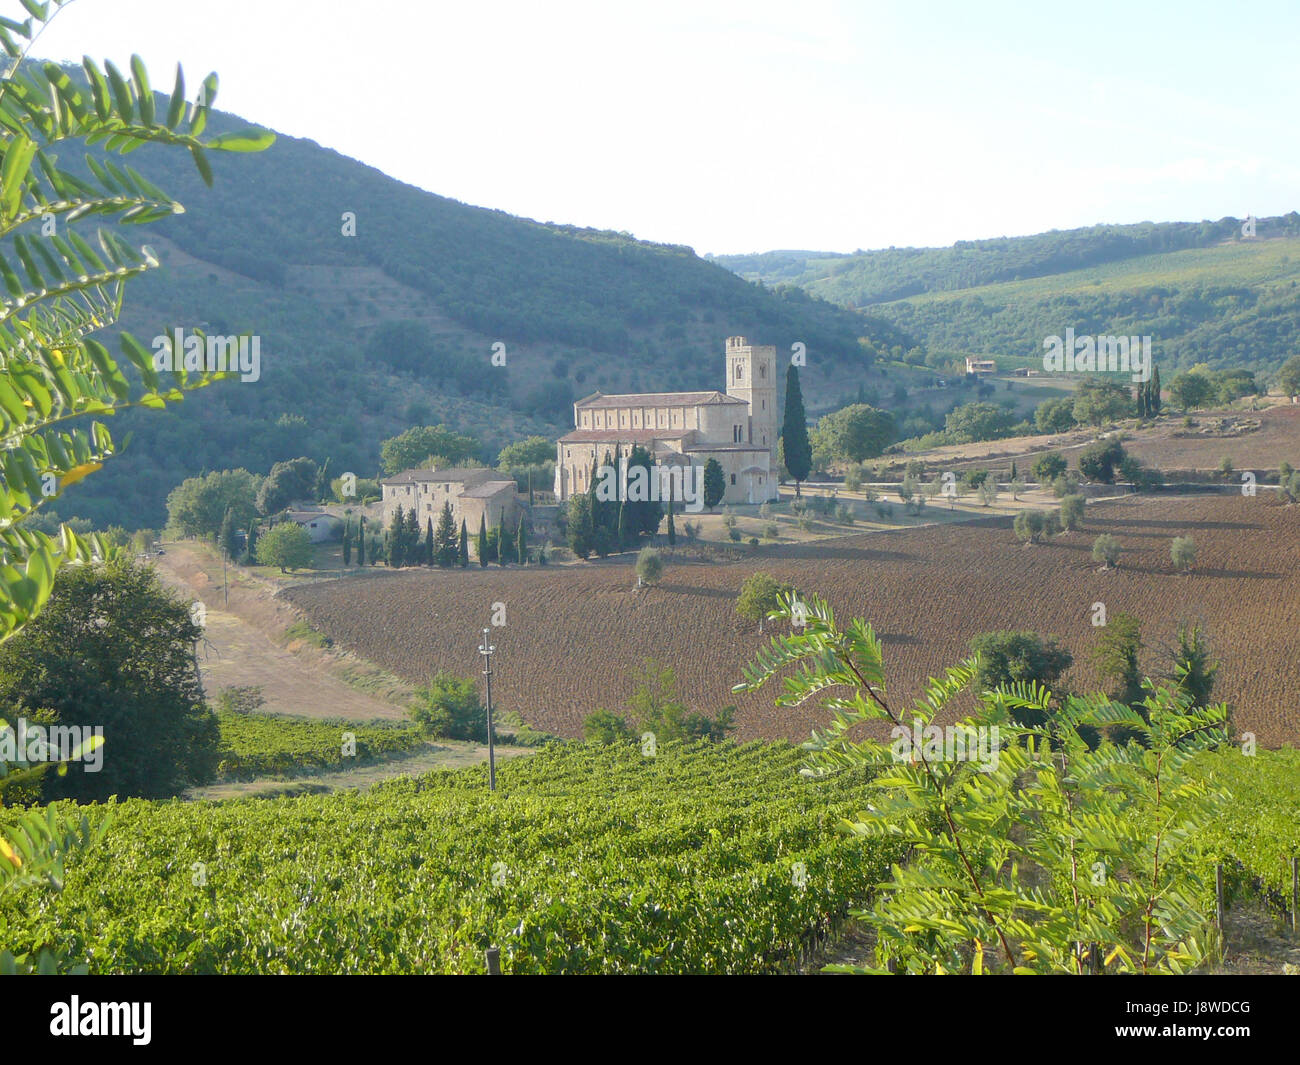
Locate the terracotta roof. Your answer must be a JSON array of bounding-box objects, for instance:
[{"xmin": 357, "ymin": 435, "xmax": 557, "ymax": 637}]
[
  {"xmin": 683, "ymin": 444, "xmax": 771, "ymax": 453},
  {"xmin": 460, "ymin": 481, "xmax": 518, "ymax": 499},
  {"xmin": 558, "ymin": 429, "xmax": 669, "ymax": 444},
  {"xmin": 381, "ymin": 467, "xmax": 493, "ymax": 487},
  {"xmin": 575, "ymin": 390, "xmax": 746, "ymax": 409}
]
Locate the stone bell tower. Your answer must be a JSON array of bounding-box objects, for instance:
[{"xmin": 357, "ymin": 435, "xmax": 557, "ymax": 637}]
[{"xmin": 724, "ymin": 335, "xmax": 778, "ymax": 459}]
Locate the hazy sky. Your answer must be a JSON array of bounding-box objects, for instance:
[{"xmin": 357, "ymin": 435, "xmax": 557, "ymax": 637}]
[{"xmin": 33, "ymin": 0, "xmax": 1300, "ymax": 255}]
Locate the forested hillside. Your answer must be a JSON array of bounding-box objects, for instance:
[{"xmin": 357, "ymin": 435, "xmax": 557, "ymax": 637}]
[
  {"xmin": 718, "ymin": 216, "xmax": 1300, "ymax": 378},
  {"xmin": 42, "ymin": 68, "xmax": 902, "ymax": 529}
]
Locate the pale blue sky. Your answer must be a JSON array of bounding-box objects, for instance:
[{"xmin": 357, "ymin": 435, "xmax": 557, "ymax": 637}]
[{"xmin": 33, "ymin": 0, "xmax": 1300, "ymax": 255}]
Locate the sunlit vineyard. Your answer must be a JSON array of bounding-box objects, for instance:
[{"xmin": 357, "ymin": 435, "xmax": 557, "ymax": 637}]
[
  {"xmin": 0, "ymin": 743, "xmax": 906, "ymax": 974},
  {"xmin": 214, "ymin": 712, "xmax": 426, "ymax": 780},
  {"xmin": 285, "ymin": 494, "xmax": 1300, "ymax": 746}
]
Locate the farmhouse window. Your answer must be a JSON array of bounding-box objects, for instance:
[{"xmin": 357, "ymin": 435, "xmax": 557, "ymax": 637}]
[{"xmin": 730, "ymin": 474, "xmax": 736, "ymax": 485}]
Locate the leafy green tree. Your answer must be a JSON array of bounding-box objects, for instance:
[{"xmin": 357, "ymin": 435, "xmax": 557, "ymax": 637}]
[
  {"xmin": 1008, "ymin": 476, "xmax": 1025, "ymax": 500},
  {"xmin": 1034, "ymin": 396, "xmax": 1076, "ymax": 434},
  {"xmin": 255, "ymin": 457, "xmax": 318, "ymax": 516},
  {"xmin": 1170, "ymin": 535, "xmax": 1196, "ymax": 573},
  {"xmin": 782, "ymin": 364, "xmax": 812, "ymax": 496},
  {"xmin": 1090, "ymin": 612, "xmax": 1144, "ymax": 707},
  {"xmin": 1072, "ymin": 378, "xmax": 1132, "ymax": 426},
  {"xmin": 968, "ymin": 630, "xmax": 1073, "ymax": 724},
  {"xmin": 409, "ymin": 672, "xmax": 487, "ymax": 741},
  {"xmin": 628, "ymin": 661, "xmax": 689, "ymax": 741},
  {"xmin": 1171, "ymin": 623, "xmax": 1218, "ymax": 709},
  {"xmin": 814, "ymin": 403, "xmax": 896, "ymax": 462},
  {"xmin": 255, "ymin": 522, "xmax": 313, "ymax": 572},
  {"xmin": 434, "ymin": 502, "xmax": 457, "ymax": 567},
  {"xmin": 635, "ymin": 547, "xmax": 663, "ymax": 586},
  {"xmin": 943, "ymin": 401, "xmax": 1015, "ymax": 443},
  {"xmin": 379, "ymin": 425, "xmax": 480, "ymax": 475},
  {"xmin": 736, "ymin": 592, "xmax": 1230, "ymax": 975},
  {"xmin": 166, "ymin": 469, "xmax": 262, "ymax": 541},
  {"xmin": 1276, "ymin": 354, "xmax": 1300, "ymax": 398},
  {"xmin": 1078, "ymin": 438, "xmax": 1126, "ymax": 483},
  {"xmin": 1092, "ymin": 533, "xmax": 1122, "ymax": 568},
  {"xmin": 702, "ymin": 458, "xmax": 725, "ymax": 511},
  {"xmin": 736, "ymin": 572, "xmax": 793, "ymax": 633},
  {"xmin": 1169, "ymin": 371, "xmax": 1213, "ymax": 411},
  {"xmin": 1031, "ymin": 452, "xmax": 1066, "ymax": 482},
  {"xmin": 458, "ymin": 520, "xmax": 469, "ymax": 568},
  {"xmin": 0, "ymin": 558, "xmax": 220, "ymax": 801},
  {"xmin": 497, "ymin": 436, "xmax": 554, "ymax": 470},
  {"xmin": 583, "ymin": 709, "xmax": 635, "ymax": 743}
]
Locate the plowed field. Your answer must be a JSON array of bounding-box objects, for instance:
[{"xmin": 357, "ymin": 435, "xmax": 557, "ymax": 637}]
[{"xmin": 283, "ymin": 494, "xmax": 1300, "ymax": 747}]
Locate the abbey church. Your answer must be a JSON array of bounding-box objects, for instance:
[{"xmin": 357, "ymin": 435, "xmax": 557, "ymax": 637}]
[{"xmin": 554, "ymin": 336, "xmax": 780, "ymax": 506}]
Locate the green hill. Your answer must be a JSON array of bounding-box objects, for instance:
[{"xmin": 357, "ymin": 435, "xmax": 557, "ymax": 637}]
[
  {"xmin": 717, "ymin": 217, "xmax": 1300, "ymax": 378},
  {"xmin": 45, "ymin": 85, "xmax": 904, "ymax": 529}
]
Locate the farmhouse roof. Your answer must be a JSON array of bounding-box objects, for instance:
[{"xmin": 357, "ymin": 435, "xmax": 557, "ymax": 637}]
[
  {"xmin": 380, "ymin": 467, "xmax": 494, "ymax": 487},
  {"xmin": 575, "ymin": 390, "xmax": 746, "ymax": 409},
  {"xmin": 460, "ymin": 480, "xmax": 519, "ymax": 499},
  {"xmin": 558, "ymin": 429, "xmax": 667, "ymax": 444}
]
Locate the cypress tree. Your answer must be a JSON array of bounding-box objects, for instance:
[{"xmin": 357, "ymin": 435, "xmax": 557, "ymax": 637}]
[
  {"xmin": 667, "ymin": 494, "xmax": 676, "ymax": 546},
  {"xmin": 387, "ymin": 505, "xmax": 406, "ymax": 568},
  {"xmin": 356, "ymin": 518, "xmax": 364, "ymax": 566},
  {"xmin": 458, "ymin": 519, "xmax": 469, "ymax": 567},
  {"xmin": 244, "ymin": 521, "xmax": 258, "ymax": 564},
  {"xmin": 477, "ymin": 512, "xmax": 488, "ymax": 568},
  {"xmin": 1009, "ymin": 461, "xmax": 1017, "ymax": 482},
  {"xmin": 497, "ymin": 513, "xmax": 512, "ymax": 566},
  {"xmin": 1152, "ymin": 365, "xmax": 1162, "ymax": 415},
  {"xmin": 516, "ymin": 514, "xmax": 527, "ymax": 565},
  {"xmin": 219, "ymin": 507, "xmax": 238, "ymax": 561},
  {"xmin": 342, "ymin": 523, "xmax": 351, "ymax": 566},
  {"xmin": 405, "ymin": 507, "xmax": 421, "ymax": 565},
  {"xmin": 435, "ymin": 501, "xmax": 457, "ymax": 566},
  {"xmin": 617, "ymin": 499, "xmax": 628, "ymax": 550},
  {"xmin": 425, "ymin": 516, "xmax": 435, "ymax": 565},
  {"xmin": 782, "ymin": 364, "xmax": 812, "ymax": 497}
]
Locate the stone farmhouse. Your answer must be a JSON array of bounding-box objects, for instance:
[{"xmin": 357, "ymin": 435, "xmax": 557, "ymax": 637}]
[
  {"xmin": 554, "ymin": 336, "xmax": 780, "ymax": 506},
  {"xmin": 380, "ymin": 467, "xmax": 523, "ymax": 534}
]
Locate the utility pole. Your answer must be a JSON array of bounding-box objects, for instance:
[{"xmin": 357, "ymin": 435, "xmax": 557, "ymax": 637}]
[{"xmin": 479, "ymin": 627, "xmax": 496, "ymax": 791}]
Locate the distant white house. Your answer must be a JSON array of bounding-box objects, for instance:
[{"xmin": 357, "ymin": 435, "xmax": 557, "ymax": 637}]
[
  {"xmin": 965, "ymin": 357, "xmax": 997, "ymax": 375},
  {"xmin": 287, "ymin": 509, "xmax": 343, "ymax": 543}
]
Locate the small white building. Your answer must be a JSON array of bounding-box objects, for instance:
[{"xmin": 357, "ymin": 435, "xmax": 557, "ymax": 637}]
[
  {"xmin": 287, "ymin": 509, "xmax": 343, "ymax": 543},
  {"xmin": 965, "ymin": 357, "xmax": 997, "ymax": 375}
]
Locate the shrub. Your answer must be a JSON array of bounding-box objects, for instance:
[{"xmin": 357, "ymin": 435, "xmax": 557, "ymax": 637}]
[
  {"xmin": 255, "ymin": 522, "xmax": 313, "ymax": 572},
  {"xmin": 1059, "ymin": 494, "xmax": 1086, "ymax": 531},
  {"xmin": 728, "ymin": 528, "xmax": 743, "ymax": 542},
  {"xmin": 409, "ymin": 672, "xmax": 487, "ymax": 741},
  {"xmin": 1092, "ymin": 533, "xmax": 1122, "ymax": 568},
  {"xmin": 216, "ymin": 686, "xmax": 267, "ymax": 716},
  {"xmin": 1051, "ymin": 473, "xmax": 1080, "ymax": 498},
  {"xmin": 763, "ymin": 523, "xmax": 779, "ymax": 540},
  {"xmin": 1170, "ymin": 536, "xmax": 1196, "ymax": 573},
  {"xmin": 1078, "ymin": 438, "xmax": 1126, "ymax": 484},
  {"xmin": 1031, "ymin": 453, "xmax": 1067, "ymax": 483},
  {"xmin": 582, "ymin": 709, "xmax": 634, "ymax": 743},
  {"xmin": 635, "ymin": 547, "xmax": 664, "ymax": 586},
  {"xmin": 1013, "ymin": 510, "xmax": 1047, "ymax": 544}
]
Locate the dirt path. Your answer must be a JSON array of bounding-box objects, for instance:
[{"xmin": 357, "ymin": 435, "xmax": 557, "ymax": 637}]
[{"xmin": 154, "ymin": 542, "xmax": 412, "ymax": 722}]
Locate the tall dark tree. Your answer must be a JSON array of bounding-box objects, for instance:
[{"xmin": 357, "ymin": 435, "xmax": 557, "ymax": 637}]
[
  {"xmin": 617, "ymin": 500, "xmax": 629, "ymax": 551},
  {"xmin": 1151, "ymin": 365, "xmax": 1162, "ymax": 415},
  {"xmin": 666, "ymin": 495, "xmax": 676, "ymax": 547},
  {"xmin": 1171, "ymin": 622, "xmax": 1217, "ymax": 709},
  {"xmin": 425, "ymin": 516, "xmax": 435, "ymax": 566},
  {"xmin": 568, "ymin": 493, "xmax": 594, "ymax": 559},
  {"xmin": 404, "ymin": 507, "xmax": 422, "ymax": 567},
  {"xmin": 782, "ymin": 364, "xmax": 812, "ymax": 497},
  {"xmin": 387, "ymin": 505, "xmax": 406, "ymax": 568},
  {"xmin": 243, "ymin": 521, "xmax": 259, "ymax": 565},
  {"xmin": 356, "ymin": 517, "xmax": 365, "ymax": 566},
  {"xmin": 477, "ymin": 512, "xmax": 488, "ymax": 568},
  {"xmin": 516, "ymin": 515, "xmax": 528, "ymax": 565},
  {"xmin": 219, "ymin": 507, "xmax": 239, "ymax": 562},
  {"xmin": 0, "ymin": 559, "xmax": 220, "ymax": 800},
  {"xmin": 626, "ymin": 443, "xmax": 662, "ymax": 539},
  {"xmin": 342, "ymin": 522, "xmax": 351, "ymax": 566},
  {"xmin": 458, "ymin": 519, "xmax": 470, "ymax": 568},
  {"xmin": 703, "ymin": 458, "xmax": 726, "ymax": 512},
  {"xmin": 434, "ymin": 501, "xmax": 458, "ymax": 567},
  {"xmin": 497, "ymin": 513, "xmax": 513, "ymax": 566}
]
